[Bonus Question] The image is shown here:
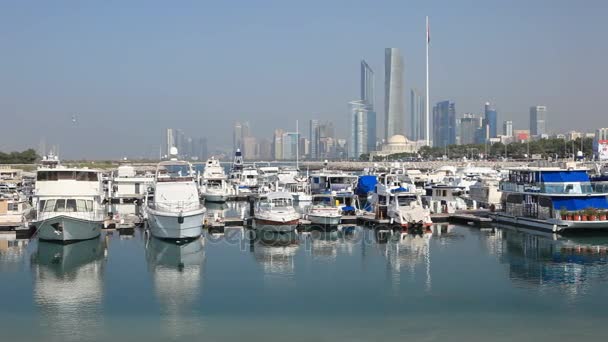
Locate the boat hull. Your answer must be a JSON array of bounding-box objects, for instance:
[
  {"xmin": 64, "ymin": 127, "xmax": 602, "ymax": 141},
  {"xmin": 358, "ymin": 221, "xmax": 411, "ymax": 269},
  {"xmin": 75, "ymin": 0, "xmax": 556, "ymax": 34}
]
[
  {"xmin": 36, "ymin": 215, "xmax": 102, "ymax": 242},
  {"xmin": 203, "ymin": 193, "xmax": 228, "ymax": 203},
  {"xmin": 307, "ymin": 214, "xmax": 342, "ymax": 226},
  {"xmin": 146, "ymin": 208, "xmax": 204, "ymax": 240},
  {"xmin": 492, "ymin": 213, "xmax": 608, "ymax": 233},
  {"xmin": 253, "ymin": 218, "xmax": 299, "ymax": 232}
]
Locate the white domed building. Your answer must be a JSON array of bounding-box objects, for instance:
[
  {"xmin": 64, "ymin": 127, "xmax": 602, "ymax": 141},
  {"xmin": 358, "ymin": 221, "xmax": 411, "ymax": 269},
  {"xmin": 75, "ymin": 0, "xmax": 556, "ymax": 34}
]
[{"xmin": 370, "ymin": 134, "xmax": 423, "ymax": 158}]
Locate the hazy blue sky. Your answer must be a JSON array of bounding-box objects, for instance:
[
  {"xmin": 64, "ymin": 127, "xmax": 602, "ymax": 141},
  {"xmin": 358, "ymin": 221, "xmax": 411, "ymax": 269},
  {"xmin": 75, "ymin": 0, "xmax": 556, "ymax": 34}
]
[{"xmin": 1, "ymin": 0, "xmax": 607, "ymax": 159}]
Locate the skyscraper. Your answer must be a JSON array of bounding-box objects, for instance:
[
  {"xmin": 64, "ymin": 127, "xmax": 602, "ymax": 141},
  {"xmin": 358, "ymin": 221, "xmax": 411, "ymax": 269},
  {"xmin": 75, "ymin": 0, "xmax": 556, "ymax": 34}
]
[
  {"xmin": 384, "ymin": 48, "xmax": 405, "ymax": 139},
  {"xmin": 432, "ymin": 101, "xmax": 456, "ymax": 148},
  {"xmin": 360, "ymin": 60, "xmax": 376, "ymax": 152},
  {"xmin": 460, "ymin": 113, "xmax": 483, "ymax": 145},
  {"xmin": 484, "ymin": 102, "xmax": 498, "ymax": 138},
  {"xmin": 309, "ymin": 119, "xmax": 319, "ymax": 159},
  {"xmin": 166, "ymin": 128, "xmax": 175, "ymax": 156},
  {"xmin": 361, "ymin": 60, "xmax": 375, "ymax": 109},
  {"xmin": 281, "ymin": 132, "xmax": 299, "ymax": 160},
  {"xmin": 530, "ymin": 106, "xmax": 547, "ymax": 136},
  {"xmin": 233, "ymin": 122, "xmax": 243, "ymax": 153},
  {"xmin": 503, "ymin": 120, "xmax": 513, "ymax": 137},
  {"xmin": 409, "ymin": 89, "xmax": 425, "ymax": 141},
  {"xmin": 273, "ymin": 129, "xmax": 284, "ymax": 160},
  {"xmin": 348, "ymin": 100, "xmax": 369, "ymax": 159}
]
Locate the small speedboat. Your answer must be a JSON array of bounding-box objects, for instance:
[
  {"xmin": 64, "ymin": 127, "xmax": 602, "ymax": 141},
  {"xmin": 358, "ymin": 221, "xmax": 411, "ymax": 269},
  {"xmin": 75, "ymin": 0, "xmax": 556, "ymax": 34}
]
[
  {"xmin": 306, "ymin": 194, "xmax": 342, "ymax": 226},
  {"xmin": 253, "ymin": 192, "xmax": 300, "ymax": 232}
]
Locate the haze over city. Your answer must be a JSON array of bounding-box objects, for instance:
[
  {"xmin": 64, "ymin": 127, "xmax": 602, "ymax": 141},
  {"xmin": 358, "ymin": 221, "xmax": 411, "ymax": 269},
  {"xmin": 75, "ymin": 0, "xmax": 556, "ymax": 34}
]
[{"xmin": 1, "ymin": 0, "xmax": 607, "ymax": 159}]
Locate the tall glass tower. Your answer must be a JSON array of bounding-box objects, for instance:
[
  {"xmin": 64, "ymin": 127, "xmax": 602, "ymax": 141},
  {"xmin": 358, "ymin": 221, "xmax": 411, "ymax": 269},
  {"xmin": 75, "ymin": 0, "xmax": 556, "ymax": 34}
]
[
  {"xmin": 384, "ymin": 48, "xmax": 405, "ymax": 139},
  {"xmin": 530, "ymin": 106, "xmax": 547, "ymax": 136},
  {"xmin": 432, "ymin": 101, "xmax": 456, "ymax": 148},
  {"xmin": 410, "ymin": 89, "xmax": 425, "ymax": 141},
  {"xmin": 484, "ymin": 102, "xmax": 497, "ymax": 138}
]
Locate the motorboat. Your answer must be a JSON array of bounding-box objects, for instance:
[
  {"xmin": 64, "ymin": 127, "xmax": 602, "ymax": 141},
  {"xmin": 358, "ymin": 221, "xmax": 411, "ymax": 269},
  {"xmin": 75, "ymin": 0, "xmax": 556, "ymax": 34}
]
[
  {"xmin": 423, "ymin": 184, "xmax": 468, "ymax": 214},
  {"xmin": 386, "ymin": 191, "xmax": 432, "ymax": 228},
  {"xmin": 0, "ymin": 192, "xmax": 34, "ymax": 229},
  {"xmin": 253, "ymin": 192, "xmax": 300, "ymax": 232},
  {"xmin": 468, "ymin": 176, "xmax": 502, "ymax": 209},
  {"xmin": 306, "ymin": 194, "xmax": 342, "ymax": 226},
  {"xmin": 32, "ymin": 154, "xmax": 105, "ymax": 242},
  {"xmin": 146, "ymin": 151, "xmax": 206, "ymax": 240},
  {"xmin": 239, "ymin": 166, "xmax": 259, "ymax": 193},
  {"xmin": 200, "ymin": 157, "xmax": 230, "ymax": 203}
]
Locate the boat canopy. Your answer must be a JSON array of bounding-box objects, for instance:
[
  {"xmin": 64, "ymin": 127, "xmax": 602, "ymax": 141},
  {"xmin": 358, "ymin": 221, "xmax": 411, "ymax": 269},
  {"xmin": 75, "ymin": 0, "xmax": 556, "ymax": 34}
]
[
  {"xmin": 552, "ymin": 197, "xmax": 608, "ymax": 211},
  {"xmin": 541, "ymin": 171, "xmax": 589, "ymax": 183}
]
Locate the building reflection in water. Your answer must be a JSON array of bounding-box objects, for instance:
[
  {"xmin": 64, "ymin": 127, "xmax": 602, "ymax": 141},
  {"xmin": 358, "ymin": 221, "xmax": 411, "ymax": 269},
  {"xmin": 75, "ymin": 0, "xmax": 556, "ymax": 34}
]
[
  {"xmin": 251, "ymin": 231, "xmax": 299, "ymax": 277},
  {"xmin": 0, "ymin": 232, "xmax": 29, "ymax": 272},
  {"xmin": 145, "ymin": 236, "xmax": 206, "ymax": 337},
  {"xmin": 491, "ymin": 228, "xmax": 608, "ymax": 298},
  {"xmin": 31, "ymin": 237, "xmax": 107, "ymax": 341}
]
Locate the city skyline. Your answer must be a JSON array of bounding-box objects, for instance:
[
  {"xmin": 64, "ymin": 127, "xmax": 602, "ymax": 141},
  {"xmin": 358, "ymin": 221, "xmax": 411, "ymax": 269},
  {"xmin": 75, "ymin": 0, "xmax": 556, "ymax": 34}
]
[{"xmin": 1, "ymin": 1, "xmax": 607, "ymax": 158}]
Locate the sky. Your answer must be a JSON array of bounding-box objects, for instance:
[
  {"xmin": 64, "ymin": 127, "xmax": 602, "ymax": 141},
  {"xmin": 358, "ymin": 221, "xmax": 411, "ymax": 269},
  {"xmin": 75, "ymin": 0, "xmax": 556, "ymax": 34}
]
[{"xmin": 1, "ymin": 0, "xmax": 607, "ymax": 159}]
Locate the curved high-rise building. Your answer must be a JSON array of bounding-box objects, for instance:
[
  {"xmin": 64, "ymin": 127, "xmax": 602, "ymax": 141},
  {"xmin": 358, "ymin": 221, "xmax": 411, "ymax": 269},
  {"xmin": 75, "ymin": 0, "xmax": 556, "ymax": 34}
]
[{"xmin": 384, "ymin": 48, "xmax": 405, "ymax": 140}]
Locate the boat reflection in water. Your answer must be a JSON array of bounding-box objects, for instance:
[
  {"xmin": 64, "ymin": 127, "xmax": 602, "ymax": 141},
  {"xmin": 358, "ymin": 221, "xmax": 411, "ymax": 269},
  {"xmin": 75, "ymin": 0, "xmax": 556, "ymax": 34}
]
[
  {"xmin": 252, "ymin": 231, "xmax": 299, "ymax": 276},
  {"xmin": 205, "ymin": 202, "xmax": 229, "ymax": 223},
  {"xmin": 494, "ymin": 227, "xmax": 608, "ymax": 296},
  {"xmin": 305, "ymin": 230, "xmax": 339, "ymax": 261},
  {"xmin": 145, "ymin": 236, "xmax": 205, "ymax": 337},
  {"xmin": 31, "ymin": 237, "xmax": 107, "ymax": 341}
]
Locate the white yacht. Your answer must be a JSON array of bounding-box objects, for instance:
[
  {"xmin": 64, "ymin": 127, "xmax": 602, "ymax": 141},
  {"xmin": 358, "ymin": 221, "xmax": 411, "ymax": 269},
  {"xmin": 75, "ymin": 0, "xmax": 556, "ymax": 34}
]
[
  {"xmin": 0, "ymin": 192, "xmax": 34, "ymax": 229},
  {"xmin": 200, "ymin": 157, "xmax": 229, "ymax": 203},
  {"xmin": 368, "ymin": 172, "xmax": 431, "ymax": 227},
  {"xmin": 253, "ymin": 192, "xmax": 300, "ymax": 232},
  {"xmin": 146, "ymin": 153, "xmax": 206, "ymax": 240},
  {"xmin": 468, "ymin": 176, "xmax": 502, "ymax": 209},
  {"xmin": 306, "ymin": 194, "xmax": 342, "ymax": 226},
  {"xmin": 32, "ymin": 155, "xmax": 105, "ymax": 242},
  {"xmin": 423, "ymin": 184, "xmax": 468, "ymax": 214},
  {"xmin": 239, "ymin": 166, "xmax": 259, "ymax": 193},
  {"xmin": 386, "ymin": 191, "xmax": 432, "ymax": 228}
]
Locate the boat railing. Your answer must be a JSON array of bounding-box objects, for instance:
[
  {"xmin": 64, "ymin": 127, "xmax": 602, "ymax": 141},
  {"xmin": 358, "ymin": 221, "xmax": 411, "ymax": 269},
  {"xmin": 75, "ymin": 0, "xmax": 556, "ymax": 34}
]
[
  {"xmin": 148, "ymin": 201, "xmax": 204, "ymax": 212},
  {"xmin": 501, "ymin": 181, "xmax": 608, "ymax": 195}
]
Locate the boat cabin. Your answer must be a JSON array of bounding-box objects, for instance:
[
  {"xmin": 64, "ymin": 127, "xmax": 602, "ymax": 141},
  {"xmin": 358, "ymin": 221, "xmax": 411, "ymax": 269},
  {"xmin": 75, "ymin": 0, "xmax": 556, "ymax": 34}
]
[
  {"xmin": 310, "ymin": 173, "xmax": 358, "ymax": 194},
  {"xmin": 500, "ymin": 167, "xmax": 608, "ymax": 220}
]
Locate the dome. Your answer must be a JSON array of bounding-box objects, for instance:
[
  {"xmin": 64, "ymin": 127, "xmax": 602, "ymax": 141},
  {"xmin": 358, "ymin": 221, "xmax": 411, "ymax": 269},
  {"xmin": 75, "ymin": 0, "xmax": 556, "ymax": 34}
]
[{"xmin": 387, "ymin": 135, "xmax": 408, "ymax": 145}]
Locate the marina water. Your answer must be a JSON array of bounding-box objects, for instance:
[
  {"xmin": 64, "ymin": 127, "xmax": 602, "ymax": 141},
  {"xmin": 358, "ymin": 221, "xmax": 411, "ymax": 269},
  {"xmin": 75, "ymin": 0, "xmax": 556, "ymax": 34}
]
[{"xmin": 2, "ymin": 205, "xmax": 608, "ymax": 341}]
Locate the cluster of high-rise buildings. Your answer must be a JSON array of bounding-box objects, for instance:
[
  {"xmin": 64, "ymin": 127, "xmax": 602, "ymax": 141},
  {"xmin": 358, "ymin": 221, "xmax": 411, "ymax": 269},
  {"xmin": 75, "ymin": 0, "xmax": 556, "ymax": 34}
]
[
  {"xmin": 209, "ymin": 48, "xmax": 556, "ymax": 161},
  {"xmin": 165, "ymin": 128, "xmax": 208, "ymax": 160},
  {"xmin": 230, "ymin": 120, "xmax": 345, "ymax": 161}
]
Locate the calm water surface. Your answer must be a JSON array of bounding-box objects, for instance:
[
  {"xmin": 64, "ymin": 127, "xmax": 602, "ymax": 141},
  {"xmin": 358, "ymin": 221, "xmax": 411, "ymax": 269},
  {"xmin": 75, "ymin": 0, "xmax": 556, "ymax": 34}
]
[{"xmin": 2, "ymin": 215, "xmax": 608, "ymax": 341}]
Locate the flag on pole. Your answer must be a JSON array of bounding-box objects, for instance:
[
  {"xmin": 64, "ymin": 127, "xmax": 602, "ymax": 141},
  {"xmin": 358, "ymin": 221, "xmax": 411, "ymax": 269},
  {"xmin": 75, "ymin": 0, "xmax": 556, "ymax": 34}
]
[{"xmin": 427, "ymin": 17, "xmax": 430, "ymax": 44}]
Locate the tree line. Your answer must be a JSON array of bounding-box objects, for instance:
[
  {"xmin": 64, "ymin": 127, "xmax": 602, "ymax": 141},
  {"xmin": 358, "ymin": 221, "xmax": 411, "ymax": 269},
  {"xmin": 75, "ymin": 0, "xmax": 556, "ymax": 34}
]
[
  {"xmin": 360, "ymin": 138, "xmax": 595, "ymax": 161},
  {"xmin": 0, "ymin": 149, "xmax": 39, "ymax": 164}
]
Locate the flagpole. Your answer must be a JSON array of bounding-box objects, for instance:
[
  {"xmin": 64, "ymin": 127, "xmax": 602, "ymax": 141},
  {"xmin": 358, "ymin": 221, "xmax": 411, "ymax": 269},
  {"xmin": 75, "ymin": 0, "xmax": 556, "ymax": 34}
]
[{"xmin": 425, "ymin": 16, "xmax": 430, "ymax": 147}]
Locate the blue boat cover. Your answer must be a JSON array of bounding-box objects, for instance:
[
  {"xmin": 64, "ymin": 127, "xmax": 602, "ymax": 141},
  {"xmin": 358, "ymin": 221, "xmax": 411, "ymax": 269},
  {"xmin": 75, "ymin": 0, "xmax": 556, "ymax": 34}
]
[
  {"xmin": 540, "ymin": 171, "xmax": 589, "ymax": 183},
  {"xmin": 552, "ymin": 197, "xmax": 608, "ymax": 210},
  {"xmin": 356, "ymin": 175, "xmax": 377, "ymax": 196},
  {"xmin": 391, "ymin": 187, "xmax": 409, "ymax": 193}
]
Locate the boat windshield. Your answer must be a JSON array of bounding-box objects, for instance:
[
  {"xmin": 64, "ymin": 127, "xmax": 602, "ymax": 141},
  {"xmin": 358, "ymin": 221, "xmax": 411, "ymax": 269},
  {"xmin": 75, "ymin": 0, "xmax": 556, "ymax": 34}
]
[
  {"xmin": 396, "ymin": 195, "xmax": 417, "ymax": 206},
  {"xmin": 158, "ymin": 164, "xmax": 193, "ymax": 181},
  {"xmin": 312, "ymin": 196, "xmax": 335, "ymax": 206},
  {"xmin": 271, "ymin": 198, "xmax": 292, "ymax": 207}
]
